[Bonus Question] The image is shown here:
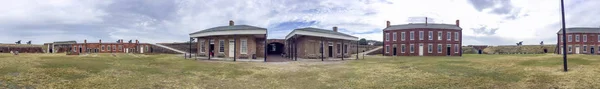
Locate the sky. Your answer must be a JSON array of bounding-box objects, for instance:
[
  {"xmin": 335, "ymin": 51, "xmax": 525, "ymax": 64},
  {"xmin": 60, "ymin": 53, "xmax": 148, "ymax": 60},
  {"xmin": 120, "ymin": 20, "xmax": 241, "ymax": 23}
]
[{"xmin": 0, "ymin": 0, "xmax": 598, "ymax": 45}]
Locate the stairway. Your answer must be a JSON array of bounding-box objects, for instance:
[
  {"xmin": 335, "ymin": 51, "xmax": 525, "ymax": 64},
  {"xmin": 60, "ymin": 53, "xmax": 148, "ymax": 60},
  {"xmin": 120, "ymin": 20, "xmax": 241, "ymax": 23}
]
[{"xmin": 150, "ymin": 43, "xmax": 187, "ymax": 54}]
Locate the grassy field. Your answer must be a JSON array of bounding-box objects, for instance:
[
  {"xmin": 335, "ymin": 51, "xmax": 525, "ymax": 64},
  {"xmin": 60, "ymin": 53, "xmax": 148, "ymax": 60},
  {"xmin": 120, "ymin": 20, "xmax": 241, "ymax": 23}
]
[{"xmin": 0, "ymin": 53, "xmax": 599, "ymax": 88}]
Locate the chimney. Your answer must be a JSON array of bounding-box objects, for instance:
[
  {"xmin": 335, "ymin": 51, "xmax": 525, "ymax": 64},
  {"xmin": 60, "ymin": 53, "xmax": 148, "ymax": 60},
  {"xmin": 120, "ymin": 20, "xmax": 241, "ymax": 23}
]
[
  {"xmin": 120, "ymin": 39, "xmax": 123, "ymax": 43},
  {"xmin": 455, "ymin": 20, "xmax": 460, "ymax": 27},
  {"xmin": 84, "ymin": 39, "xmax": 87, "ymax": 43},
  {"xmin": 386, "ymin": 21, "xmax": 390, "ymax": 28},
  {"xmin": 333, "ymin": 26, "xmax": 338, "ymax": 32},
  {"xmin": 229, "ymin": 20, "xmax": 234, "ymax": 26},
  {"xmin": 99, "ymin": 39, "xmax": 102, "ymax": 43},
  {"xmin": 425, "ymin": 17, "xmax": 428, "ymax": 26},
  {"xmin": 136, "ymin": 39, "xmax": 139, "ymax": 44}
]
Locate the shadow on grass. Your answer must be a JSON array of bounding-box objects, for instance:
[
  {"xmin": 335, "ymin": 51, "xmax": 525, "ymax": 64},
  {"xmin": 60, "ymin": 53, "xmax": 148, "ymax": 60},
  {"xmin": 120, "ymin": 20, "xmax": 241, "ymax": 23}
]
[{"xmin": 518, "ymin": 57, "xmax": 592, "ymax": 66}]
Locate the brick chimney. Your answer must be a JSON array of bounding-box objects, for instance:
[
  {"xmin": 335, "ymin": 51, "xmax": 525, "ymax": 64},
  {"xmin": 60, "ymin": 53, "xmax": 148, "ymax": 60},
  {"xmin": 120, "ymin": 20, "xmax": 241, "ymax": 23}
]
[
  {"xmin": 136, "ymin": 39, "xmax": 139, "ymax": 44},
  {"xmin": 99, "ymin": 39, "xmax": 102, "ymax": 43},
  {"xmin": 84, "ymin": 39, "xmax": 87, "ymax": 43},
  {"xmin": 120, "ymin": 39, "xmax": 123, "ymax": 43},
  {"xmin": 386, "ymin": 21, "xmax": 390, "ymax": 28},
  {"xmin": 333, "ymin": 26, "xmax": 338, "ymax": 32},
  {"xmin": 455, "ymin": 20, "xmax": 460, "ymax": 27},
  {"xmin": 229, "ymin": 20, "xmax": 234, "ymax": 26}
]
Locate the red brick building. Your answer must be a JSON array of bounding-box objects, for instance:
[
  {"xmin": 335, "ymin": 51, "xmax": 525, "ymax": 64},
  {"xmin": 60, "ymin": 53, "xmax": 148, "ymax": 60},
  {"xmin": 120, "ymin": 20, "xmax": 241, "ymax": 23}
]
[
  {"xmin": 383, "ymin": 19, "xmax": 462, "ymax": 56},
  {"xmin": 68, "ymin": 39, "xmax": 151, "ymax": 53},
  {"xmin": 556, "ymin": 27, "xmax": 600, "ymax": 54},
  {"xmin": 285, "ymin": 27, "xmax": 359, "ymax": 60}
]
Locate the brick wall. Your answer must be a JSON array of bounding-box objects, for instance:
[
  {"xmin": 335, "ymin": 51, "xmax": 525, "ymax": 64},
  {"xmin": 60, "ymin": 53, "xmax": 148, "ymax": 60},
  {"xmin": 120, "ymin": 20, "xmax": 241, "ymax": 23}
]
[{"xmin": 195, "ymin": 35, "xmax": 266, "ymax": 59}]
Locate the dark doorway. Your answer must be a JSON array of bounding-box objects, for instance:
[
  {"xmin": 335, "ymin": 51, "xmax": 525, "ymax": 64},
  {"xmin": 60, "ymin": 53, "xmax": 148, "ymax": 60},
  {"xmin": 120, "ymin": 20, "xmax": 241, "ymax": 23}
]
[
  {"xmin": 209, "ymin": 44, "xmax": 215, "ymax": 57},
  {"xmin": 591, "ymin": 48, "xmax": 595, "ymax": 54},
  {"xmin": 49, "ymin": 49, "xmax": 53, "ymax": 53},
  {"xmin": 328, "ymin": 46, "xmax": 333, "ymax": 57},
  {"xmin": 79, "ymin": 48, "xmax": 82, "ymax": 53},
  {"xmin": 267, "ymin": 43, "xmax": 284, "ymax": 55},
  {"xmin": 447, "ymin": 47, "xmax": 451, "ymax": 56},
  {"xmin": 393, "ymin": 47, "xmax": 397, "ymax": 56},
  {"xmin": 478, "ymin": 50, "xmax": 482, "ymax": 54}
]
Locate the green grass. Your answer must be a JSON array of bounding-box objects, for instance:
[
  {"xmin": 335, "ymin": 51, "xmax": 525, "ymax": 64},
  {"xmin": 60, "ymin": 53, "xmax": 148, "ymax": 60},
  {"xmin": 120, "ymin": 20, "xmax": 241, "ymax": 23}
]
[{"xmin": 0, "ymin": 53, "xmax": 600, "ymax": 88}]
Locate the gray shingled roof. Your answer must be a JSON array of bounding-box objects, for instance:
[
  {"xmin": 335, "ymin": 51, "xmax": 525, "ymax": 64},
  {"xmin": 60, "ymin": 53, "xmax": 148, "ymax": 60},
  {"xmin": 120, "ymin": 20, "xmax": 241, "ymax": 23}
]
[
  {"xmin": 384, "ymin": 23, "xmax": 462, "ymax": 30},
  {"xmin": 294, "ymin": 27, "xmax": 358, "ymax": 38},
  {"xmin": 189, "ymin": 25, "xmax": 267, "ymax": 35},
  {"xmin": 557, "ymin": 27, "xmax": 600, "ymax": 34}
]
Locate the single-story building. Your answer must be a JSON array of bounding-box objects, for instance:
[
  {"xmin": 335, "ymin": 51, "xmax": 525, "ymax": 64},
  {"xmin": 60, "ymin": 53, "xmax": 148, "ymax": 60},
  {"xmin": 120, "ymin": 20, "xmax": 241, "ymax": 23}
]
[
  {"xmin": 285, "ymin": 27, "xmax": 359, "ymax": 60},
  {"xmin": 190, "ymin": 21, "xmax": 267, "ymax": 60}
]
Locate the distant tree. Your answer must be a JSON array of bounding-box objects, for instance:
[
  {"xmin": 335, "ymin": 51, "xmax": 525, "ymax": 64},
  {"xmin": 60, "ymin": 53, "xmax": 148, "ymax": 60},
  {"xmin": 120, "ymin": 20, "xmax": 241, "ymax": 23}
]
[
  {"xmin": 540, "ymin": 41, "xmax": 544, "ymax": 46},
  {"xmin": 27, "ymin": 41, "xmax": 31, "ymax": 44},
  {"xmin": 359, "ymin": 38, "xmax": 368, "ymax": 45},
  {"xmin": 15, "ymin": 40, "xmax": 21, "ymax": 44}
]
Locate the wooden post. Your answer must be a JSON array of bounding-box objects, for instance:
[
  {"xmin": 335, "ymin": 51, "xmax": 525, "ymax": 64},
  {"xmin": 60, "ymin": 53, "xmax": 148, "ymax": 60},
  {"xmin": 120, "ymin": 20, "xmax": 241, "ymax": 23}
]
[
  {"xmin": 234, "ymin": 35, "xmax": 237, "ymax": 62},
  {"xmin": 264, "ymin": 34, "xmax": 267, "ymax": 62},
  {"xmin": 342, "ymin": 40, "xmax": 344, "ymax": 60},
  {"xmin": 356, "ymin": 41, "xmax": 359, "ymax": 60},
  {"xmin": 321, "ymin": 37, "xmax": 324, "ymax": 61},
  {"xmin": 294, "ymin": 35, "xmax": 297, "ymax": 61}
]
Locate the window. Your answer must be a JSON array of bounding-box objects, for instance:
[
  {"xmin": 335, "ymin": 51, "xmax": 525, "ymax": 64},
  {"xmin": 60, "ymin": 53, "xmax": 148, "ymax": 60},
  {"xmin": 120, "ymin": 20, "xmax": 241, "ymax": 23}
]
[
  {"xmin": 385, "ymin": 45, "xmax": 390, "ymax": 53},
  {"xmin": 598, "ymin": 35, "xmax": 600, "ymax": 42},
  {"xmin": 428, "ymin": 31, "xmax": 433, "ymax": 40},
  {"xmin": 568, "ymin": 45, "xmax": 572, "ymax": 52},
  {"xmin": 73, "ymin": 47, "xmax": 76, "ymax": 51},
  {"xmin": 419, "ymin": 31, "xmax": 424, "ymax": 40},
  {"xmin": 219, "ymin": 40, "xmax": 224, "ymax": 53},
  {"xmin": 385, "ymin": 33, "xmax": 390, "ymax": 41},
  {"xmin": 410, "ymin": 31, "xmax": 414, "ymax": 40},
  {"xmin": 108, "ymin": 45, "xmax": 112, "ymax": 51},
  {"xmin": 119, "ymin": 45, "xmax": 123, "ymax": 51},
  {"xmin": 241, "ymin": 39, "xmax": 247, "ymax": 54},
  {"xmin": 437, "ymin": 31, "xmax": 442, "ymax": 40},
  {"xmin": 455, "ymin": 44, "xmax": 459, "ymax": 53},
  {"xmin": 583, "ymin": 35, "xmax": 587, "ymax": 42},
  {"xmin": 101, "ymin": 45, "xmax": 105, "ymax": 51},
  {"xmin": 200, "ymin": 40, "xmax": 205, "ymax": 53},
  {"xmin": 393, "ymin": 32, "xmax": 397, "ymax": 41},
  {"xmin": 401, "ymin": 44, "xmax": 406, "ymax": 53},
  {"xmin": 437, "ymin": 44, "xmax": 442, "ymax": 53},
  {"xmin": 344, "ymin": 44, "xmax": 348, "ymax": 53},
  {"xmin": 583, "ymin": 45, "xmax": 587, "ymax": 52},
  {"xmin": 455, "ymin": 32, "xmax": 459, "ymax": 41},
  {"xmin": 410, "ymin": 44, "xmax": 414, "ymax": 53},
  {"xmin": 576, "ymin": 35, "xmax": 580, "ymax": 42},
  {"xmin": 113, "ymin": 45, "xmax": 116, "ymax": 51},
  {"xmin": 568, "ymin": 35, "xmax": 572, "ymax": 42},
  {"xmin": 428, "ymin": 44, "xmax": 432, "ymax": 53},
  {"xmin": 337, "ymin": 43, "xmax": 341, "ymax": 54},
  {"xmin": 401, "ymin": 32, "xmax": 406, "ymax": 41},
  {"xmin": 447, "ymin": 32, "xmax": 451, "ymax": 41}
]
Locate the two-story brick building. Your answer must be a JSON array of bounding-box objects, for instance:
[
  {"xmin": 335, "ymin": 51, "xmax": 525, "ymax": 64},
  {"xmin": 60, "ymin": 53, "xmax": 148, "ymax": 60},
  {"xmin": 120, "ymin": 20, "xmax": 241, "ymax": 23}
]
[
  {"xmin": 383, "ymin": 19, "xmax": 462, "ymax": 56},
  {"xmin": 557, "ymin": 27, "xmax": 600, "ymax": 54}
]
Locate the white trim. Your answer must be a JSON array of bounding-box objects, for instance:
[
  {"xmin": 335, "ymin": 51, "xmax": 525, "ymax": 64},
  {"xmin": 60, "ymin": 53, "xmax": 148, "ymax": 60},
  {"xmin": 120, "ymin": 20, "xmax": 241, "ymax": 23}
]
[
  {"xmin": 241, "ymin": 38, "xmax": 248, "ymax": 54},
  {"xmin": 447, "ymin": 32, "xmax": 451, "ymax": 41},
  {"xmin": 583, "ymin": 35, "xmax": 587, "ymax": 42},
  {"xmin": 575, "ymin": 35, "xmax": 580, "ymax": 42},
  {"xmin": 454, "ymin": 32, "xmax": 459, "ymax": 41},
  {"xmin": 286, "ymin": 30, "xmax": 359, "ymax": 41},
  {"xmin": 437, "ymin": 44, "xmax": 442, "ymax": 53},
  {"xmin": 454, "ymin": 44, "xmax": 459, "ymax": 53},
  {"xmin": 385, "ymin": 33, "xmax": 390, "ymax": 41},
  {"xmin": 392, "ymin": 32, "xmax": 397, "ymax": 41},
  {"xmin": 583, "ymin": 45, "xmax": 587, "ymax": 52},
  {"xmin": 200, "ymin": 40, "xmax": 205, "ymax": 53},
  {"xmin": 419, "ymin": 31, "xmax": 424, "ymax": 40},
  {"xmin": 410, "ymin": 44, "xmax": 414, "ymax": 53},
  {"xmin": 428, "ymin": 44, "xmax": 432, "ymax": 53},
  {"xmin": 437, "ymin": 31, "xmax": 442, "ymax": 40},
  {"xmin": 385, "ymin": 45, "xmax": 390, "ymax": 53},
  {"xmin": 401, "ymin": 32, "xmax": 406, "ymax": 41},
  {"xmin": 190, "ymin": 29, "xmax": 266, "ymax": 38},
  {"xmin": 218, "ymin": 39, "xmax": 225, "ymax": 53},
  {"xmin": 410, "ymin": 31, "xmax": 415, "ymax": 40},
  {"xmin": 401, "ymin": 44, "xmax": 405, "ymax": 53},
  {"xmin": 428, "ymin": 31, "xmax": 433, "ymax": 40},
  {"xmin": 568, "ymin": 35, "xmax": 572, "ymax": 42}
]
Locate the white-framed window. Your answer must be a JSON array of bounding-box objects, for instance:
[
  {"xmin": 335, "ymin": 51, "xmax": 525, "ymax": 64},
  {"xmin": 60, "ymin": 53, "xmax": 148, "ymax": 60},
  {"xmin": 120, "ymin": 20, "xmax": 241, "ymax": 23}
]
[
  {"xmin": 419, "ymin": 31, "xmax": 424, "ymax": 40},
  {"xmin": 393, "ymin": 32, "xmax": 397, "ymax": 41},
  {"xmin": 410, "ymin": 44, "xmax": 414, "ymax": 53},
  {"xmin": 583, "ymin": 45, "xmax": 587, "ymax": 52},
  {"xmin": 437, "ymin": 31, "xmax": 442, "ymax": 40},
  {"xmin": 568, "ymin": 35, "xmax": 572, "ymax": 42},
  {"xmin": 583, "ymin": 35, "xmax": 587, "ymax": 42},
  {"xmin": 447, "ymin": 32, "xmax": 451, "ymax": 41},
  {"xmin": 337, "ymin": 43, "xmax": 341, "ymax": 54},
  {"xmin": 410, "ymin": 31, "xmax": 415, "ymax": 40},
  {"xmin": 219, "ymin": 40, "xmax": 225, "ymax": 53},
  {"xmin": 455, "ymin": 44, "xmax": 459, "ymax": 53},
  {"xmin": 108, "ymin": 45, "xmax": 111, "ymax": 51},
  {"xmin": 200, "ymin": 40, "xmax": 205, "ymax": 53},
  {"xmin": 598, "ymin": 35, "xmax": 600, "ymax": 42},
  {"xmin": 576, "ymin": 35, "xmax": 580, "ymax": 42},
  {"xmin": 101, "ymin": 45, "xmax": 105, "ymax": 51},
  {"xmin": 385, "ymin": 33, "xmax": 390, "ymax": 41},
  {"xmin": 401, "ymin": 32, "xmax": 406, "ymax": 41},
  {"xmin": 72, "ymin": 46, "xmax": 76, "ymax": 51},
  {"xmin": 344, "ymin": 44, "xmax": 348, "ymax": 53},
  {"xmin": 454, "ymin": 32, "xmax": 459, "ymax": 41},
  {"xmin": 428, "ymin": 31, "xmax": 433, "ymax": 40},
  {"xmin": 241, "ymin": 39, "xmax": 247, "ymax": 54},
  {"xmin": 119, "ymin": 45, "xmax": 123, "ymax": 51},
  {"xmin": 437, "ymin": 44, "xmax": 442, "ymax": 53},
  {"xmin": 385, "ymin": 45, "xmax": 390, "ymax": 53},
  {"xmin": 401, "ymin": 44, "xmax": 406, "ymax": 53},
  {"xmin": 568, "ymin": 45, "xmax": 572, "ymax": 52},
  {"xmin": 428, "ymin": 44, "xmax": 432, "ymax": 53}
]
